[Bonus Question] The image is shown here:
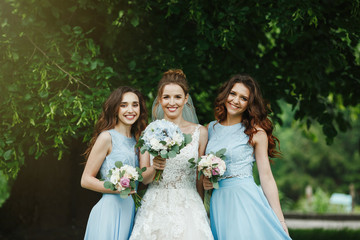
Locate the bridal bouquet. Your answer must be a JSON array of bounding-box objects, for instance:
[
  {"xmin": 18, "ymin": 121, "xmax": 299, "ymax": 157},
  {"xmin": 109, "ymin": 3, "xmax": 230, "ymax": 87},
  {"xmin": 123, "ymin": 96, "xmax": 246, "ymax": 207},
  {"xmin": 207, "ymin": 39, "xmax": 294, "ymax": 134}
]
[
  {"xmin": 136, "ymin": 119, "xmax": 192, "ymax": 182},
  {"xmin": 104, "ymin": 161, "xmax": 146, "ymax": 208},
  {"xmin": 189, "ymin": 148, "xmax": 226, "ymax": 189}
]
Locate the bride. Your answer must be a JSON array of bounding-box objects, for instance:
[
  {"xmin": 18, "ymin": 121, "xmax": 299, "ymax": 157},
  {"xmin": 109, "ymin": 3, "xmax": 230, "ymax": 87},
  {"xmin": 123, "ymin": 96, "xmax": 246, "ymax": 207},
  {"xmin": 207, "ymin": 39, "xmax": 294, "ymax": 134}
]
[{"xmin": 130, "ymin": 69, "xmax": 213, "ymax": 240}]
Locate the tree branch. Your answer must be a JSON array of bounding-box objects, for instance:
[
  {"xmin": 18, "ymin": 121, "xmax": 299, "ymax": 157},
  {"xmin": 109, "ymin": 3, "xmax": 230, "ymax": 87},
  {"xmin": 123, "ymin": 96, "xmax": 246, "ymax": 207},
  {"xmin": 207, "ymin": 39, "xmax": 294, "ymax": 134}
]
[{"xmin": 26, "ymin": 35, "xmax": 91, "ymax": 89}]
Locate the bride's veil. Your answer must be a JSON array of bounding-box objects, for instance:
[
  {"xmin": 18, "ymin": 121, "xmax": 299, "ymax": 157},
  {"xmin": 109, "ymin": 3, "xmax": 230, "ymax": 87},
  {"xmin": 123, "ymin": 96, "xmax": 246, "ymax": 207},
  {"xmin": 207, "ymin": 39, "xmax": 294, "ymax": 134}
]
[{"xmin": 151, "ymin": 95, "xmax": 199, "ymax": 124}]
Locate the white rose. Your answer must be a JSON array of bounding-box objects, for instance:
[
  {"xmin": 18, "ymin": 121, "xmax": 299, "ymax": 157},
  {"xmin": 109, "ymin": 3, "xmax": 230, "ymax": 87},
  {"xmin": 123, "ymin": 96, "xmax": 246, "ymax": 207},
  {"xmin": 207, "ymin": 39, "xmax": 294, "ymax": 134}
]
[
  {"xmin": 218, "ymin": 161, "xmax": 226, "ymax": 175},
  {"xmin": 206, "ymin": 154, "xmax": 215, "ymax": 162},
  {"xmin": 167, "ymin": 140, "xmax": 176, "ymax": 147},
  {"xmin": 110, "ymin": 169, "xmax": 120, "ymax": 185},
  {"xmin": 173, "ymin": 133, "xmax": 184, "ymax": 145},
  {"xmin": 121, "ymin": 165, "xmax": 139, "ymax": 180},
  {"xmin": 150, "ymin": 138, "xmax": 161, "ymax": 151},
  {"xmin": 203, "ymin": 167, "xmax": 212, "ymax": 178},
  {"xmin": 198, "ymin": 157, "xmax": 212, "ymax": 168},
  {"xmin": 116, "ymin": 183, "xmax": 125, "ymax": 191}
]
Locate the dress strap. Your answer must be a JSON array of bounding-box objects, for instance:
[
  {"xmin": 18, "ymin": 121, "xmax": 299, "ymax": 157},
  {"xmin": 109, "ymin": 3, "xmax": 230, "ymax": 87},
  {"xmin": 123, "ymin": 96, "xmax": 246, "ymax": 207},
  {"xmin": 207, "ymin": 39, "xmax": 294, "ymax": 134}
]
[{"xmin": 190, "ymin": 124, "xmax": 201, "ymax": 143}]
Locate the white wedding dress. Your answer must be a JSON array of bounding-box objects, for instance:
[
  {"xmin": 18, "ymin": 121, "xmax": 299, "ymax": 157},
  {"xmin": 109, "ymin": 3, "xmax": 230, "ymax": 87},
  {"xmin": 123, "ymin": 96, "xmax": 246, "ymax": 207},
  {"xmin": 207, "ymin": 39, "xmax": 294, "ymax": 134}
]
[{"xmin": 130, "ymin": 125, "xmax": 214, "ymax": 240}]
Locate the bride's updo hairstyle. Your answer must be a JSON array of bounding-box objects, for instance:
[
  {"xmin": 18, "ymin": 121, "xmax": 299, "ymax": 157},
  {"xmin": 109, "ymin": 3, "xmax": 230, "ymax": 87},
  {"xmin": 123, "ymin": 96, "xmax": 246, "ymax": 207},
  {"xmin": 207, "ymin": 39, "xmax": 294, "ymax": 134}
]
[
  {"xmin": 214, "ymin": 74, "xmax": 280, "ymax": 159},
  {"xmin": 153, "ymin": 69, "xmax": 189, "ymax": 119}
]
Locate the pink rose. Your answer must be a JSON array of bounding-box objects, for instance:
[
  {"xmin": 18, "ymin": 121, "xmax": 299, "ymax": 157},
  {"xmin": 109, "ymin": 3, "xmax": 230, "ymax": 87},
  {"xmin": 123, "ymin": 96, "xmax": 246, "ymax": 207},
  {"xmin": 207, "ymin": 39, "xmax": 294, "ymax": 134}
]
[
  {"xmin": 212, "ymin": 156, "xmax": 221, "ymax": 164},
  {"xmin": 212, "ymin": 167, "xmax": 220, "ymax": 176},
  {"xmin": 120, "ymin": 177, "xmax": 130, "ymax": 188}
]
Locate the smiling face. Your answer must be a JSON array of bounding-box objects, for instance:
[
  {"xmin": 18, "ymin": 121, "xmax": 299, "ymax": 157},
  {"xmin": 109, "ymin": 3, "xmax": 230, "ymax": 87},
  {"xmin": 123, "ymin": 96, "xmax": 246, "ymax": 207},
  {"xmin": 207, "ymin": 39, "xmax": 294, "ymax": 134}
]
[
  {"xmin": 117, "ymin": 92, "xmax": 140, "ymax": 126},
  {"xmin": 159, "ymin": 83, "xmax": 188, "ymax": 120},
  {"xmin": 225, "ymin": 83, "xmax": 250, "ymax": 118}
]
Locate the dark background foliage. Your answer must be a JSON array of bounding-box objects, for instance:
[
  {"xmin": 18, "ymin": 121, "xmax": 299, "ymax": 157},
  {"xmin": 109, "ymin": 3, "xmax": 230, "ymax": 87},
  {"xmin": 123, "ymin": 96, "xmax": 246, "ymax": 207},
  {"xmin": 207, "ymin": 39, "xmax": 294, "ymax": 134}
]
[{"xmin": 0, "ymin": 0, "xmax": 359, "ymax": 238}]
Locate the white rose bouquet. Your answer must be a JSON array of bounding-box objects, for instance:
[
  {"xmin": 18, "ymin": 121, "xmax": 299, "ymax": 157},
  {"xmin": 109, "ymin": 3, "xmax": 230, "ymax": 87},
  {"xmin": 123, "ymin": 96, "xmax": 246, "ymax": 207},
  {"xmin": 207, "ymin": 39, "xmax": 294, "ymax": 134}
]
[
  {"xmin": 103, "ymin": 161, "xmax": 146, "ymax": 208},
  {"xmin": 189, "ymin": 148, "xmax": 226, "ymax": 189},
  {"xmin": 136, "ymin": 119, "xmax": 192, "ymax": 182}
]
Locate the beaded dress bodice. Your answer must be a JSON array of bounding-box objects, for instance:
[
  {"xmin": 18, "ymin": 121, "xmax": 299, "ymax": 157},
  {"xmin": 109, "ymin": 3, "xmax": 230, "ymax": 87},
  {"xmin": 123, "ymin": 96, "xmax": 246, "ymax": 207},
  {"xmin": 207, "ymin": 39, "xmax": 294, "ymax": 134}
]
[
  {"xmin": 206, "ymin": 121, "xmax": 255, "ymax": 179},
  {"xmin": 99, "ymin": 129, "xmax": 138, "ymax": 181}
]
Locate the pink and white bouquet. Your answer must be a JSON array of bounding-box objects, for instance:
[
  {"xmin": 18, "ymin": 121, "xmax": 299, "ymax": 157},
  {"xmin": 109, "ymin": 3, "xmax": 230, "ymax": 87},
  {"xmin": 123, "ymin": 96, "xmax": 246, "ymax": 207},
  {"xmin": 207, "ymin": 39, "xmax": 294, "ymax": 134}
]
[
  {"xmin": 104, "ymin": 161, "xmax": 146, "ymax": 208},
  {"xmin": 189, "ymin": 148, "xmax": 226, "ymax": 189},
  {"xmin": 136, "ymin": 119, "xmax": 192, "ymax": 182}
]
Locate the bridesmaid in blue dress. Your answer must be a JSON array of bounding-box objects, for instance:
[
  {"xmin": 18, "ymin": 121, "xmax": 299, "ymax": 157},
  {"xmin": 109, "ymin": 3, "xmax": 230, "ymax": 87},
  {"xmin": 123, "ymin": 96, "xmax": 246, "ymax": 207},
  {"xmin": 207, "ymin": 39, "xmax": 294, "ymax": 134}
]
[
  {"xmin": 204, "ymin": 74, "xmax": 291, "ymax": 240},
  {"xmin": 81, "ymin": 86, "xmax": 147, "ymax": 240}
]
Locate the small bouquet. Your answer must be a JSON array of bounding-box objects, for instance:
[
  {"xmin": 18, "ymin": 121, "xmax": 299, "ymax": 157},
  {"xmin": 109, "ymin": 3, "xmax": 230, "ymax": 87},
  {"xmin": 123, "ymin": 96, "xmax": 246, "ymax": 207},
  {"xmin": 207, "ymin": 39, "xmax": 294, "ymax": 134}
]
[
  {"xmin": 136, "ymin": 119, "xmax": 192, "ymax": 182},
  {"xmin": 104, "ymin": 161, "xmax": 146, "ymax": 208},
  {"xmin": 189, "ymin": 148, "xmax": 226, "ymax": 189}
]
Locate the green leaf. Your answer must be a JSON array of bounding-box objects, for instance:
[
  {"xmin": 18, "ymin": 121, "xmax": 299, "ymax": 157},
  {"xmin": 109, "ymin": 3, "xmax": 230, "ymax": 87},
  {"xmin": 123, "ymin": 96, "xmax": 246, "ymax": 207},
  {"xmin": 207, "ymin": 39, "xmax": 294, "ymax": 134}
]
[
  {"xmin": 184, "ymin": 134, "xmax": 192, "ymax": 145},
  {"xmin": 131, "ymin": 16, "xmax": 139, "ymax": 27},
  {"xmin": 168, "ymin": 150, "xmax": 176, "ymax": 158},
  {"xmin": 4, "ymin": 150, "xmax": 12, "ymax": 161},
  {"xmin": 160, "ymin": 152, "xmax": 168, "ymax": 158},
  {"xmin": 103, "ymin": 181, "xmax": 113, "ymax": 189},
  {"xmin": 68, "ymin": 6, "xmax": 77, "ymax": 13},
  {"xmin": 61, "ymin": 25, "xmax": 71, "ymax": 34},
  {"xmin": 115, "ymin": 161, "xmax": 123, "ymax": 168},
  {"xmin": 128, "ymin": 60, "xmax": 136, "ymax": 70},
  {"xmin": 120, "ymin": 188, "xmax": 131, "ymax": 198},
  {"xmin": 213, "ymin": 182, "xmax": 219, "ymax": 189},
  {"xmin": 140, "ymin": 146, "xmax": 147, "ymax": 154},
  {"xmin": 215, "ymin": 148, "xmax": 226, "ymax": 157},
  {"xmin": 73, "ymin": 26, "xmax": 83, "ymax": 35},
  {"xmin": 172, "ymin": 144, "xmax": 179, "ymax": 153}
]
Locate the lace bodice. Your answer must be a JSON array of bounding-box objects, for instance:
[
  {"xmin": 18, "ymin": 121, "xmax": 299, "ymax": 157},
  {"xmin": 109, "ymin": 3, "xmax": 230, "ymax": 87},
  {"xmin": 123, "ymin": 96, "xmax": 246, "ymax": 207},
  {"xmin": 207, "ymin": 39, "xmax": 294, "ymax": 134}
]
[
  {"xmin": 206, "ymin": 121, "xmax": 255, "ymax": 179},
  {"xmin": 99, "ymin": 129, "xmax": 138, "ymax": 181},
  {"xmin": 148, "ymin": 125, "xmax": 200, "ymax": 190},
  {"xmin": 130, "ymin": 124, "xmax": 213, "ymax": 240}
]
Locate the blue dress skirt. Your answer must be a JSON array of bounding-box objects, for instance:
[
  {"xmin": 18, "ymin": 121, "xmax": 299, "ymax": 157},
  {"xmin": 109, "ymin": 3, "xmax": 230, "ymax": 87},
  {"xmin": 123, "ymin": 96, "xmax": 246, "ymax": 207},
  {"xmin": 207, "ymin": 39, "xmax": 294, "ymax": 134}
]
[
  {"xmin": 84, "ymin": 130, "xmax": 138, "ymax": 240},
  {"xmin": 84, "ymin": 194, "xmax": 135, "ymax": 240},
  {"xmin": 210, "ymin": 177, "xmax": 291, "ymax": 240}
]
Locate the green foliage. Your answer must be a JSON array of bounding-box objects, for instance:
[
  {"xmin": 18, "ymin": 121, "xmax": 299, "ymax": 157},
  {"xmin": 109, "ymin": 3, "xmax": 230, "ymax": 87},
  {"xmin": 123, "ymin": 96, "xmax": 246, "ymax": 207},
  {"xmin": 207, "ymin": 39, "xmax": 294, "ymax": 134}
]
[
  {"xmin": 0, "ymin": 171, "xmax": 10, "ymax": 207},
  {"xmin": 289, "ymin": 229, "xmax": 360, "ymax": 240},
  {"xmin": 272, "ymin": 101, "xmax": 360, "ymax": 205},
  {"xmin": 295, "ymin": 188, "xmax": 330, "ymax": 213},
  {"xmin": 1, "ymin": 0, "xmax": 359, "ymax": 196},
  {"xmin": 0, "ymin": 0, "xmax": 115, "ymax": 181}
]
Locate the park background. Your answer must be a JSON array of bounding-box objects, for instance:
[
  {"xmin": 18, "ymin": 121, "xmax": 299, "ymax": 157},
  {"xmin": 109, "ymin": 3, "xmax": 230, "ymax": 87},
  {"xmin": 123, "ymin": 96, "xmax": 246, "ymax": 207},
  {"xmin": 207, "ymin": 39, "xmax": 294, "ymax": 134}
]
[{"xmin": 0, "ymin": 0, "xmax": 359, "ymax": 239}]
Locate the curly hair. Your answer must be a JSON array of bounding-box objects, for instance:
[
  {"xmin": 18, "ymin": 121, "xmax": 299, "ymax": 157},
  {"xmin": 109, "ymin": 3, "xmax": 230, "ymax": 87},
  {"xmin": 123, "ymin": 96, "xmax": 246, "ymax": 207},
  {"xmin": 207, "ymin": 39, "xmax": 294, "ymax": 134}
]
[
  {"xmin": 84, "ymin": 86, "xmax": 148, "ymax": 159},
  {"xmin": 214, "ymin": 74, "xmax": 280, "ymax": 159}
]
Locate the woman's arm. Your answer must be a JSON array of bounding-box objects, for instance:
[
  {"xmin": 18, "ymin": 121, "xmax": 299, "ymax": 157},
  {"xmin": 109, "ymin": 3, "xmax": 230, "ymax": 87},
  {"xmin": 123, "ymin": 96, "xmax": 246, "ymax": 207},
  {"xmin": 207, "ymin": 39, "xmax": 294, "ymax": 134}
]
[
  {"xmin": 81, "ymin": 132, "xmax": 120, "ymax": 194},
  {"xmin": 139, "ymin": 151, "xmax": 165, "ymax": 185},
  {"xmin": 203, "ymin": 122, "xmax": 214, "ymax": 191},
  {"xmin": 253, "ymin": 129, "xmax": 289, "ymax": 235},
  {"xmin": 196, "ymin": 125, "xmax": 208, "ymax": 200}
]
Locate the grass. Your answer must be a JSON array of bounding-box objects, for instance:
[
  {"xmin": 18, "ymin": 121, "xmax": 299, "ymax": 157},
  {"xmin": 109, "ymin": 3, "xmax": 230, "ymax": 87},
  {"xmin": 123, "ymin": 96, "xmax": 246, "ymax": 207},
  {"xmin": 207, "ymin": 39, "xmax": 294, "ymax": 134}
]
[{"xmin": 289, "ymin": 228, "xmax": 360, "ymax": 240}]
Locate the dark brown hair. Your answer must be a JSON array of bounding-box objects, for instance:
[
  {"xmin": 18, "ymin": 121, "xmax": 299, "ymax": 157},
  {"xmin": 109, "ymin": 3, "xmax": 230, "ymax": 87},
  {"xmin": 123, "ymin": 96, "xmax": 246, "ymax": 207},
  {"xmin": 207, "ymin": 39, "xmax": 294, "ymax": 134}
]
[
  {"xmin": 153, "ymin": 69, "xmax": 189, "ymax": 119},
  {"xmin": 84, "ymin": 86, "xmax": 148, "ymax": 159},
  {"xmin": 214, "ymin": 74, "xmax": 280, "ymax": 158}
]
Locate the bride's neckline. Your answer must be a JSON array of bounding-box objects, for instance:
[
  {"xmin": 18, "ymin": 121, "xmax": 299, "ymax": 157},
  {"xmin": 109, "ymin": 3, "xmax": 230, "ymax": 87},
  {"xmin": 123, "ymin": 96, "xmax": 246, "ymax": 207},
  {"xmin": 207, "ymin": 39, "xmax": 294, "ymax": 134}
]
[{"xmin": 180, "ymin": 124, "xmax": 199, "ymax": 135}]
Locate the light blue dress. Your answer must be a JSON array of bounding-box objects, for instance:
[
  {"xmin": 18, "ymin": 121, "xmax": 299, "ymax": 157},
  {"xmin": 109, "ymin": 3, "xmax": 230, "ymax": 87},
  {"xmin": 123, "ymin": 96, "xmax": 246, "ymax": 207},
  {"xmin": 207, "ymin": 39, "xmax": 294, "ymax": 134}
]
[
  {"xmin": 84, "ymin": 129, "xmax": 138, "ymax": 240},
  {"xmin": 206, "ymin": 121, "xmax": 291, "ymax": 240}
]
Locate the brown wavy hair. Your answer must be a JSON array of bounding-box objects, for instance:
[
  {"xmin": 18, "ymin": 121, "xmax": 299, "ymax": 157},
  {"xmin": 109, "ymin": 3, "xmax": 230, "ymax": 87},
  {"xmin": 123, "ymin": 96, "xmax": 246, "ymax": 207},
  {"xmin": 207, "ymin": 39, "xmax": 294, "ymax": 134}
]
[
  {"xmin": 153, "ymin": 69, "xmax": 189, "ymax": 119},
  {"xmin": 84, "ymin": 86, "xmax": 148, "ymax": 159},
  {"xmin": 214, "ymin": 74, "xmax": 280, "ymax": 158}
]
